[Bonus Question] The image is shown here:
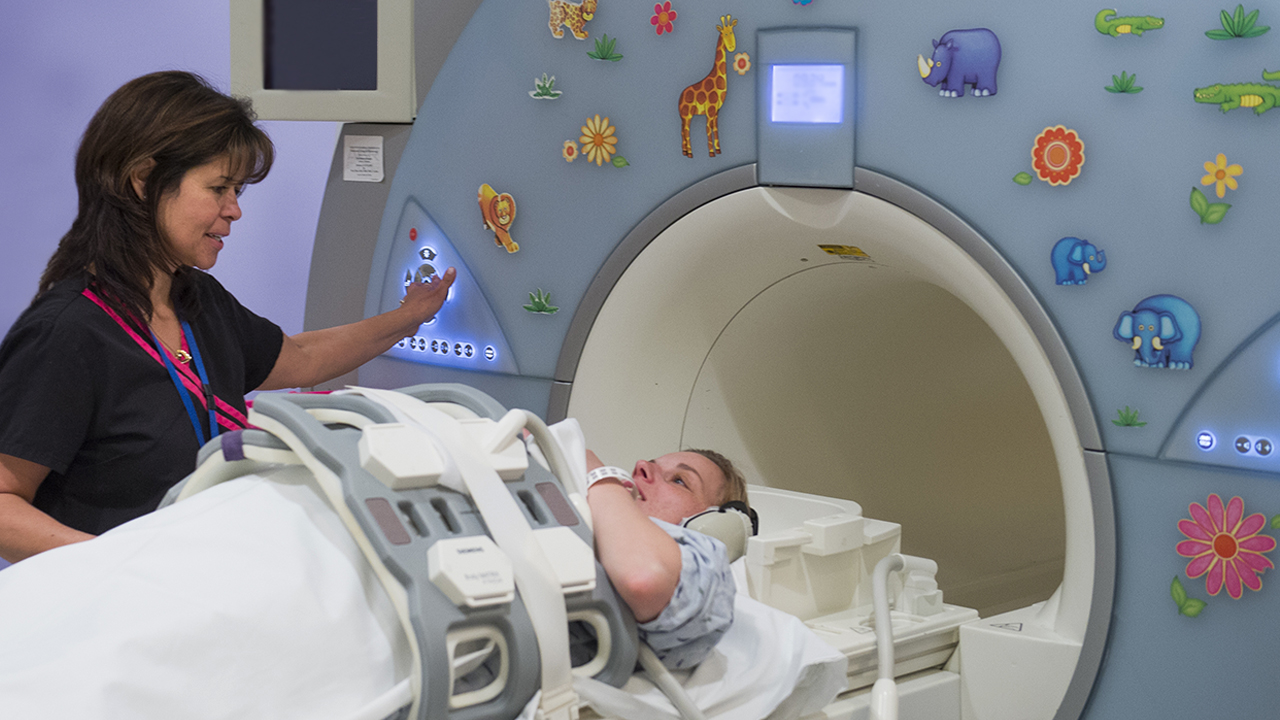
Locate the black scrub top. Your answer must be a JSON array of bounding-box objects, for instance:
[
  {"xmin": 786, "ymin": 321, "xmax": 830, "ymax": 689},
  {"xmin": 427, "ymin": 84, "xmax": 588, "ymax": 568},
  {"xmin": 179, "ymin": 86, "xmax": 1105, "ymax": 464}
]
[{"xmin": 0, "ymin": 272, "xmax": 283, "ymax": 534}]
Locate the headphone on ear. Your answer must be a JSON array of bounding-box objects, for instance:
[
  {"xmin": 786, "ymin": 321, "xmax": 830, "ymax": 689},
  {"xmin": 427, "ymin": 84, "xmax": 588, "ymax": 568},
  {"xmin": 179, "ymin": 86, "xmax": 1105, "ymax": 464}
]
[{"xmin": 681, "ymin": 501, "xmax": 759, "ymax": 563}]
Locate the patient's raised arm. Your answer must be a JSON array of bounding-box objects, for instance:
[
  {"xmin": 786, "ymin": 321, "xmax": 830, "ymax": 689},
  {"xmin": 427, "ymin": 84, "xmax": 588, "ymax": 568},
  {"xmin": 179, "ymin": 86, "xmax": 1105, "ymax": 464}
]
[
  {"xmin": 583, "ymin": 449, "xmax": 737, "ymax": 669},
  {"xmin": 585, "ymin": 450, "xmax": 683, "ymax": 622}
]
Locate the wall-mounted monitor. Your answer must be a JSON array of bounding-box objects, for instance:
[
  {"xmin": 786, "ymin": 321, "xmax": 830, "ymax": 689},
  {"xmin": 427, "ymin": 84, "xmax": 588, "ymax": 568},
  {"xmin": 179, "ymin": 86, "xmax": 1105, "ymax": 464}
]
[{"xmin": 231, "ymin": 0, "xmax": 417, "ymax": 122}]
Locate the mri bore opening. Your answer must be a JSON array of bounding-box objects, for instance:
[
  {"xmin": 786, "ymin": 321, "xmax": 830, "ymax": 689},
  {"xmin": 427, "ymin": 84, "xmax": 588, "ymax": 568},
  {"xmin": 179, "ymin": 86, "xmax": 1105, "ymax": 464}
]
[
  {"xmin": 680, "ymin": 263, "xmax": 1065, "ymax": 616},
  {"xmin": 565, "ymin": 183, "xmax": 1104, "ymax": 719}
]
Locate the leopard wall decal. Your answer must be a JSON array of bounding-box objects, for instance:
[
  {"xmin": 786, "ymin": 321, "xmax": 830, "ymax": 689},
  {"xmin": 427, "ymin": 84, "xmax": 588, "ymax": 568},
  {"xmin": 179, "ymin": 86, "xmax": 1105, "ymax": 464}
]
[{"xmin": 548, "ymin": 0, "xmax": 598, "ymax": 40}]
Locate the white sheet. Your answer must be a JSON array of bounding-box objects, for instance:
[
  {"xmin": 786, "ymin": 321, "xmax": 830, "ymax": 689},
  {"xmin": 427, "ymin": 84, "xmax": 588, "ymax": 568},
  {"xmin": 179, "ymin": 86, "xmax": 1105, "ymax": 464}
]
[
  {"xmin": 0, "ymin": 467, "xmax": 845, "ymax": 720},
  {"xmin": 0, "ymin": 467, "xmax": 410, "ymax": 720},
  {"xmin": 574, "ymin": 594, "xmax": 846, "ymax": 720}
]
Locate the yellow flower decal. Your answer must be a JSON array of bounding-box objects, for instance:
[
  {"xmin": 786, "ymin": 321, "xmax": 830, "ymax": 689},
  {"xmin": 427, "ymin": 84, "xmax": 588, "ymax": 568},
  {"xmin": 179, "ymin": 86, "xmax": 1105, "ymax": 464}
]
[
  {"xmin": 733, "ymin": 53, "xmax": 751, "ymax": 76},
  {"xmin": 1201, "ymin": 153, "xmax": 1242, "ymax": 199},
  {"xmin": 563, "ymin": 140, "xmax": 579, "ymax": 162},
  {"xmin": 579, "ymin": 114, "xmax": 618, "ymax": 166}
]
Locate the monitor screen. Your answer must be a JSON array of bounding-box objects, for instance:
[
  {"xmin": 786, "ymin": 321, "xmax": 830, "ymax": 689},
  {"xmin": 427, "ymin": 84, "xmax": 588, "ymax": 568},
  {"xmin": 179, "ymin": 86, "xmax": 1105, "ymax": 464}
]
[
  {"xmin": 264, "ymin": 0, "xmax": 377, "ymax": 91},
  {"xmin": 233, "ymin": 0, "xmax": 417, "ymax": 120},
  {"xmin": 770, "ymin": 64, "xmax": 845, "ymax": 124}
]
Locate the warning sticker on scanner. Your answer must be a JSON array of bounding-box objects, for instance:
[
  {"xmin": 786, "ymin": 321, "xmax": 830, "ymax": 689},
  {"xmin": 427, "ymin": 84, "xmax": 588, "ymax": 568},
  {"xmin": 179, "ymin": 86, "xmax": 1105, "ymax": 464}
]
[{"xmin": 818, "ymin": 245, "xmax": 873, "ymax": 261}]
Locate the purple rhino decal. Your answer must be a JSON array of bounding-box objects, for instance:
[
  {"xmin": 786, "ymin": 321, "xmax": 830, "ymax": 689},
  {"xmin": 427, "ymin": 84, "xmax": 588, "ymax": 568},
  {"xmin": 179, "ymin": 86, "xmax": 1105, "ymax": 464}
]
[
  {"xmin": 918, "ymin": 28, "xmax": 1001, "ymax": 98},
  {"xmin": 1113, "ymin": 294, "xmax": 1201, "ymax": 370}
]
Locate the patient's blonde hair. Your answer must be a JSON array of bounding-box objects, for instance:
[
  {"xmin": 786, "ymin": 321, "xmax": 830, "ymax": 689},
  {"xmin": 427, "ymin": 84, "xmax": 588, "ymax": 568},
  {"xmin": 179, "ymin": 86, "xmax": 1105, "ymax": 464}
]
[{"xmin": 687, "ymin": 448, "xmax": 750, "ymax": 513}]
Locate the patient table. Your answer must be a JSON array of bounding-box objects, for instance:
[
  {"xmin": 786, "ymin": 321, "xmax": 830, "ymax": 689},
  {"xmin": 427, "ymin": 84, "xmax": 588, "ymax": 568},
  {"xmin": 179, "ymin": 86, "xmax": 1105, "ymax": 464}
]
[{"xmin": 0, "ymin": 384, "xmax": 978, "ymax": 720}]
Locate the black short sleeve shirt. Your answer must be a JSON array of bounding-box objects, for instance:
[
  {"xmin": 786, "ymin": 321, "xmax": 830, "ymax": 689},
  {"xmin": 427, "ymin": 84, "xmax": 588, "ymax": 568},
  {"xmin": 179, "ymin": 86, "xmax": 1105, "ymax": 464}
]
[{"xmin": 0, "ymin": 272, "xmax": 283, "ymax": 534}]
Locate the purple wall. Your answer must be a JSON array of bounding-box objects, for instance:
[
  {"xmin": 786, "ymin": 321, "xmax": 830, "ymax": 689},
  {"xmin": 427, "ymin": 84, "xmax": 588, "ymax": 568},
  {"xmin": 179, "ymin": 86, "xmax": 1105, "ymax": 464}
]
[
  {"xmin": 0, "ymin": 3, "xmax": 338, "ymax": 569},
  {"xmin": 0, "ymin": 1, "xmax": 335, "ymax": 336}
]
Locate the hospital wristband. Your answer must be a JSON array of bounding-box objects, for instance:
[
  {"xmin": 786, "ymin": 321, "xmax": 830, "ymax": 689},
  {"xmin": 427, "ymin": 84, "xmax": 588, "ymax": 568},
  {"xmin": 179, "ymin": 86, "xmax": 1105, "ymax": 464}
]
[{"xmin": 586, "ymin": 466, "xmax": 638, "ymax": 499}]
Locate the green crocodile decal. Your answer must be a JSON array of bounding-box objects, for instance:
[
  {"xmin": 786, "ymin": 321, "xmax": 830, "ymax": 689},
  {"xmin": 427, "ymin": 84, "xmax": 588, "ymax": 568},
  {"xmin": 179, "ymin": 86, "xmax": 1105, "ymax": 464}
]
[
  {"xmin": 1095, "ymin": 9, "xmax": 1165, "ymax": 36},
  {"xmin": 1194, "ymin": 69, "xmax": 1280, "ymax": 114}
]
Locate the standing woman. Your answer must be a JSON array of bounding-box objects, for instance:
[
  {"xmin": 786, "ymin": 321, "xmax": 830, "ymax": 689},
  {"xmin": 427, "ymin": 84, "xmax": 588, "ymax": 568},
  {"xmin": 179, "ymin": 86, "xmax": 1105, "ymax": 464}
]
[{"xmin": 0, "ymin": 71, "xmax": 455, "ymax": 563}]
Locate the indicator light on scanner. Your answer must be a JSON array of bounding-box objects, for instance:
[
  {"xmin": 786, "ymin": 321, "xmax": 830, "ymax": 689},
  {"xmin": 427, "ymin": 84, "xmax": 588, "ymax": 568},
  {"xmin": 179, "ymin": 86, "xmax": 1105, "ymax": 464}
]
[{"xmin": 1196, "ymin": 432, "xmax": 1216, "ymax": 451}]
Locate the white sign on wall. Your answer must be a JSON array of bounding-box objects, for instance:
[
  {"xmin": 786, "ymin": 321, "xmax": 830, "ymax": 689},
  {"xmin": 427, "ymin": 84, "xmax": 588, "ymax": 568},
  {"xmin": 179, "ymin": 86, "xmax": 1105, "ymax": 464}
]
[{"xmin": 343, "ymin": 135, "xmax": 385, "ymax": 182}]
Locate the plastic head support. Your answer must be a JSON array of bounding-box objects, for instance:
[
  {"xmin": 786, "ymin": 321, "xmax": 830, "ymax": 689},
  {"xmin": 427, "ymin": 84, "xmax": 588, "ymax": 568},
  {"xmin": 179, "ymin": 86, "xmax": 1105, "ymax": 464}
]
[{"xmin": 681, "ymin": 501, "xmax": 759, "ymax": 563}]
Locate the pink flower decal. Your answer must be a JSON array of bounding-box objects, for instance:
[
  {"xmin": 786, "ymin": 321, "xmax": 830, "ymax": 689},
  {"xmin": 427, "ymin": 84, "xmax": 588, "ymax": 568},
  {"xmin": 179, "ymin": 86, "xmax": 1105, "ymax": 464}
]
[
  {"xmin": 650, "ymin": 2, "xmax": 677, "ymax": 35},
  {"xmin": 1177, "ymin": 494, "xmax": 1276, "ymax": 599}
]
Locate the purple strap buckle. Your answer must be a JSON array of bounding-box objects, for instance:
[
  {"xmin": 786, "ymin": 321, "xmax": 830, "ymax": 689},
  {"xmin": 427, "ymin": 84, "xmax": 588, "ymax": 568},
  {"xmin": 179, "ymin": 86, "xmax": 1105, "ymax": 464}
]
[{"xmin": 221, "ymin": 430, "xmax": 246, "ymax": 462}]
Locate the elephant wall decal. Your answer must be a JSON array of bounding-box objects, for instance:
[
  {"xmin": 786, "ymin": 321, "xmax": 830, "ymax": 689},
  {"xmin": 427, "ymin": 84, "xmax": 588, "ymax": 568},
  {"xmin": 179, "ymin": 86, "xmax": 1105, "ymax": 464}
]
[
  {"xmin": 1113, "ymin": 294, "xmax": 1201, "ymax": 370},
  {"xmin": 917, "ymin": 28, "xmax": 1001, "ymax": 98},
  {"xmin": 1051, "ymin": 236, "xmax": 1107, "ymax": 285}
]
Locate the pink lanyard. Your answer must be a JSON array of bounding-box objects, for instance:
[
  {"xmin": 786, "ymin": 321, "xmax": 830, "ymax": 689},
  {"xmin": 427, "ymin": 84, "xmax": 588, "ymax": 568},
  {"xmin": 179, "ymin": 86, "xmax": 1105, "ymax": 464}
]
[{"xmin": 82, "ymin": 288, "xmax": 251, "ymax": 433}]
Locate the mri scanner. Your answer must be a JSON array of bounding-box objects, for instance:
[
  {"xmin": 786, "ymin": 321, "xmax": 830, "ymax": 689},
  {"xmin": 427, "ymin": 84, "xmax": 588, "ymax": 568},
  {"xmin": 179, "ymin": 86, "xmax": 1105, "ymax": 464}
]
[
  {"xmin": 245, "ymin": 0, "xmax": 1280, "ymax": 717},
  {"xmin": 557, "ymin": 171, "xmax": 1106, "ymax": 720},
  {"xmin": 563, "ymin": 173, "xmax": 1105, "ymax": 717}
]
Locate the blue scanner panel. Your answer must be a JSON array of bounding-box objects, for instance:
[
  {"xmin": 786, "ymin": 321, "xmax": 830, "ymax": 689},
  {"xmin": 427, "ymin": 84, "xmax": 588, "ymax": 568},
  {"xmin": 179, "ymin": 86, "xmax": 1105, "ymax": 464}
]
[
  {"xmin": 1164, "ymin": 313, "xmax": 1280, "ymax": 474},
  {"xmin": 375, "ymin": 199, "xmax": 518, "ymax": 375}
]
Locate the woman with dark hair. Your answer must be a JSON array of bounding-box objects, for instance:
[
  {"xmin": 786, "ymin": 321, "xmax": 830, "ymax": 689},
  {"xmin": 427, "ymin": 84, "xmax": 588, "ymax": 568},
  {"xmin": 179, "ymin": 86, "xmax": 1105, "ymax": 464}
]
[{"xmin": 0, "ymin": 71, "xmax": 455, "ymax": 562}]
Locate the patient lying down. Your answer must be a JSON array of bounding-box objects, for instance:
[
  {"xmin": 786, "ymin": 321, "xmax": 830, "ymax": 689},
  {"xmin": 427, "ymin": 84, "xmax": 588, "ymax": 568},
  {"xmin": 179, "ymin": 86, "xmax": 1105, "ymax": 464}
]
[
  {"xmin": 0, "ymin": 444, "xmax": 842, "ymax": 720},
  {"xmin": 584, "ymin": 448, "xmax": 748, "ymax": 670}
]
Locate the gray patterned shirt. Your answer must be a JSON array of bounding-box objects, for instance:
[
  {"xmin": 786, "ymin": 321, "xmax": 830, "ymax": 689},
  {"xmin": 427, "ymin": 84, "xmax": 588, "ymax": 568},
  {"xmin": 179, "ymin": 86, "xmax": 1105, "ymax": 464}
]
[{"xmin": 637, "ymin": 519, "xmax": 736, "ymax": 669}]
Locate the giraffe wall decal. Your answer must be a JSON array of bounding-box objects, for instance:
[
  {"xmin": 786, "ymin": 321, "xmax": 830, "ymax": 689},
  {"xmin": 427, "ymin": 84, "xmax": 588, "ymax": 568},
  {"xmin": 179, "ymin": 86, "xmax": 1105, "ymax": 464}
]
[{"xmin": 679, "ymin": 15, "xmax": 737, "ymax": 158}]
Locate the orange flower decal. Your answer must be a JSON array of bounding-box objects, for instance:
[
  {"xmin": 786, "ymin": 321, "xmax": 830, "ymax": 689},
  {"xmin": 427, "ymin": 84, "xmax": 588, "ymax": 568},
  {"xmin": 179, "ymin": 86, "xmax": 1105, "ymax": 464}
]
[
  {"xmin": 733, "ymin": 53, "xmax": 751, "ymax": 76},
  {"xmin": 563, "ymin": 140, "xmax": 579, "ymax": 162},
  {"xmin": 1031, "ymin": 126, "xmax": 1085, "ymax": 186}
]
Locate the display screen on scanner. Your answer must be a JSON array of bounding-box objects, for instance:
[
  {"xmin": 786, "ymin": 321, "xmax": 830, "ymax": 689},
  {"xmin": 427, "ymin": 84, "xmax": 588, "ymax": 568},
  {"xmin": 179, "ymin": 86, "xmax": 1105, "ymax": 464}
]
[{"xmin": 770, "ymin": 64, "xmax": 844, "ymax": 124}]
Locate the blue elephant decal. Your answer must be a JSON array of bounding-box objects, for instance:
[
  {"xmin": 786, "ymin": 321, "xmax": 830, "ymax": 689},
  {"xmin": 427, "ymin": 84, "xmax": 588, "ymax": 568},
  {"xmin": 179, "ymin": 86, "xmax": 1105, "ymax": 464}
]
[
  {"xmin": 917, "ymin": 28, "xmax": 1001, "ymax": 98},
  {"xmin": 1113, "ymin": 295, "xmax": 1201, "ymax": 370},
  {"xmin": 1051, "ymin": 237, "xmax": 1107, "ymax": 285}
]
